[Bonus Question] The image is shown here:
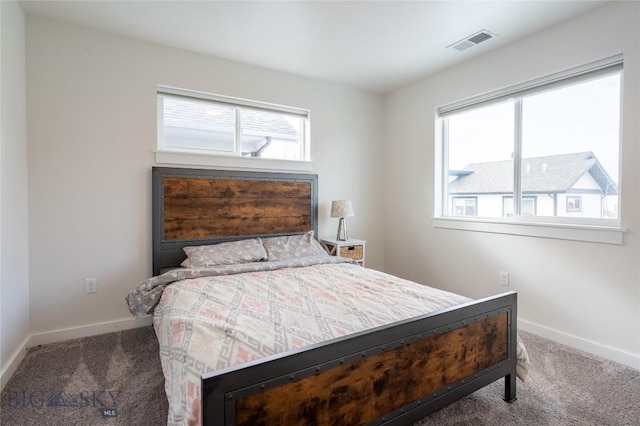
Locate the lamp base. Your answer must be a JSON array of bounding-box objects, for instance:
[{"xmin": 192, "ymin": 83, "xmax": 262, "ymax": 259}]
[{"xmin": 336, "ymin": 217, "xmax": 348, "ymax": 241}]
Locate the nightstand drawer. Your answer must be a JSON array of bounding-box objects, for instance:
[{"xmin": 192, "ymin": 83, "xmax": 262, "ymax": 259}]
[{"xmin": 338, "ymin": 245, "xmax": 363, "ymax": 260}]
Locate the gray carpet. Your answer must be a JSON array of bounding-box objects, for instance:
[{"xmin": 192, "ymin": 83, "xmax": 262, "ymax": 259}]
[
  {"xmin": 1, "ymin": 326, "xmax": 167, "ymax": 426},
  {"xmin": 1, "ymin": 327, "xmax": 638, "ymax": 425}
]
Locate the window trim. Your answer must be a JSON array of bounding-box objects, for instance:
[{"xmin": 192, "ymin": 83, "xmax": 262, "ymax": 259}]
[
  {"xmin": 158, "ymin": 85, "xmax": 309, "ymax": 116},
  {"xmin": 156, "ymin": 86, "xmax": 312, "ymax": 171},
  {"xmin": 437, "ymin": 54, "xmax": 622, "ymax": 116},
  {"xmin": 434, "ymin": 55, "xmax": 625, "ymax": 244},
  {"xmin": 154, "ymin": 149, "xmax": 314, "ymax": 173},
  {"xmin": 432, "ymin": 216, "xmax": 625, "ymax": 245}
]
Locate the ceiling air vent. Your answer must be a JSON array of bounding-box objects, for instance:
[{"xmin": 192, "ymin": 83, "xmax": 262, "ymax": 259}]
[{"xmin": 448, "ymin": 30, "xmax": 496, "ymax": 52}]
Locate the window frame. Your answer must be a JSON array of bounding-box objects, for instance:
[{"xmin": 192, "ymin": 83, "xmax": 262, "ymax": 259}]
[
  {"xmin": 434, "ymin": 55, "xmax": 626, "ymax": 245},
  {"xmin": 156, "ymin": 86, "xmax": 312, "ymax": 172}
]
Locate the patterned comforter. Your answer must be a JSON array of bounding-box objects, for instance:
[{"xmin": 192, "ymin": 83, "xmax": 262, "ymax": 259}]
[{"xmin": 127, "ymin": 256, "xmax": 529, "ymax": 426}]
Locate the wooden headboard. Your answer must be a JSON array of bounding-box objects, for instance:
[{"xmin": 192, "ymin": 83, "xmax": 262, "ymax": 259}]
[{"xmin": 152, "ymin": 167, "xmax": 318, "ymax": 275}]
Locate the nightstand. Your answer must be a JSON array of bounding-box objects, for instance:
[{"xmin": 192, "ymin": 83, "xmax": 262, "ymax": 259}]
[{"xmin": 320, "ymin": 238, "xmax": 366, "ymax": 267}]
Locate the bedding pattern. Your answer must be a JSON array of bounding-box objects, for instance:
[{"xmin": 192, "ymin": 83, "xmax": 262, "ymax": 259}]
[{"xmin": 137, "ymin": 259, "xmax": 529, "ymax": 426}]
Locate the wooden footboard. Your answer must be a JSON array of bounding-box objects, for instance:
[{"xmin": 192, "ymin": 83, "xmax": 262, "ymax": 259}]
[{"xmin": 202, "ymin": 291, "xmax": 518, "ymax": 425}]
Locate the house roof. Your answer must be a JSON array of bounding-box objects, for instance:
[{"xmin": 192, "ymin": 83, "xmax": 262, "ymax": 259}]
[
  {"xmin": 163, "ymin": 96, "xmax": 299, "ymax": 140},
  {"xmin": 449, "ymin": 152, "xmax": 618, "ymax": 195}
]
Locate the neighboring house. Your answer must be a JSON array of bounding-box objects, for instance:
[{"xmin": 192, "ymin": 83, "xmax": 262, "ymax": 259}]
[{"xmin": 448, "ymin": 152, "xmax": 618, "ymax": 219}]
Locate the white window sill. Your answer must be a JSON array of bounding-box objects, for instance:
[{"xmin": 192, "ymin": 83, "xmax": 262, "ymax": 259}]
[
  {"xmin": 155, "ymin": 149, "xmax": 314, "ymax": 173},
  {"xmin": 432, "ymin": 217, "xmax": 625, "ymax": 245}
]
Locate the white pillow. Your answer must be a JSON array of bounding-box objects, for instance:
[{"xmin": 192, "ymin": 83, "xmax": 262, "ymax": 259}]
[
  {"xmin": 262, "ymin": 231, "xmax": 328, "ymax": 261},
  {"xmin": 181, "ymin": 238, "xmax": 267, "ymax": 268}
]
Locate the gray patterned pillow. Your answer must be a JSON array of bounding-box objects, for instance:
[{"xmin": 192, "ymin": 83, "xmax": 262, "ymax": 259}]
[
  {"xmin": 181, "ymin": 238, "xmax": 267, "ymax": 268},
  {"xmin": 262, "ymin": 231, "xmax": 328, "ymax": 261}
]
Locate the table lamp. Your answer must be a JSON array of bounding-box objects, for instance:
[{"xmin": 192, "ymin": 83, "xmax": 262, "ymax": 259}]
[{"xmin": 331, "ymin": 200, "xmax": 354, "ymax": 241}]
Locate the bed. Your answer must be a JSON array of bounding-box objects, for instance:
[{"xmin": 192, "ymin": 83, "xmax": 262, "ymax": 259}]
[{"xmin": 126, "ymin": 167, "xmax": 528, "ymax": 426}]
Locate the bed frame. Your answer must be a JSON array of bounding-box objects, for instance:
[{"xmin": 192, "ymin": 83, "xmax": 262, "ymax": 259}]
[{"xmin": 152, "ymin": 166, "xmax": 518, "ymax": 425}]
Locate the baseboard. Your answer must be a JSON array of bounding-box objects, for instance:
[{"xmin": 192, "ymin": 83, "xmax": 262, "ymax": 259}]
[
  {"xmin": 1, "ymin": 335, "xmax": 30, "ymax": 391},
  {"xmin": 519, "ymin": 319, "xmax": 640, "ymax": 371},
  {"xmin": 27, "ymin": 316, "xmax": 154, "ymax": 349}
]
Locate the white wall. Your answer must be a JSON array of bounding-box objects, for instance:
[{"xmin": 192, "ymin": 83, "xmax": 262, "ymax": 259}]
[
  {"xmin": 384, "ymin": 1, "xmax": 640, "ymax": 368},
  {"xmin": 25, "ymin": 17, "xmax": 384, "ymax": 335},
  {"xmin": 1, "ymin": 0, "xmax": 30, "ymax": 388}
]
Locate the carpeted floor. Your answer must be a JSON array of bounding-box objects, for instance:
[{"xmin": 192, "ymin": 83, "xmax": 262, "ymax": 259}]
[
  {"xmin": 1, "ymin": 327, "xmax": 638, "ymax": 425},
  {"xmin": 1, "ymin": 326, "xmax": 167, "ymax": 426}
]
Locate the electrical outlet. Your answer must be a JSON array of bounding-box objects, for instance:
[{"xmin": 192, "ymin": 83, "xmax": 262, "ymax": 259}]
[
  {"xmin": 85, "ymin": 278, "xmax": 97, "ymax": 294},
  {"xmin": 499, "ymin": 271, "xmax": 510, "ymax": 286}
]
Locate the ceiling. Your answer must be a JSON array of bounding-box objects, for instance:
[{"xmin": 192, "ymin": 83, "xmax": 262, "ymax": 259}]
[{"xmin": 18, "ymin": 1, "xmax": 607, "ymax": 94}]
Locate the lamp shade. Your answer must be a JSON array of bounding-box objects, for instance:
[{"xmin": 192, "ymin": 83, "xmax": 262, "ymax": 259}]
[{"xmin": 331, "ymin": 200, "xmax": 354, "ymax": 218}]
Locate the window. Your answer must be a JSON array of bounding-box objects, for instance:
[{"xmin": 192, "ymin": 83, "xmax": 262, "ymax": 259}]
[
  {"xmin": 438, "ymin": 55, "xmax": 622, "ymax": 231},
  {"xmin": 503, "ymin": 196, "xmax": 536, "ymax": 217},
  {"xmin": 157, "ymin": 86, "xmax": 310, "ymax": 168},
  {"xmin": 452, "ymin": 197, "xmax": 477, "ymax": 216},
  {"xmin": 566, "ymin": 196, "xmax": 582, "ymax": 213}
]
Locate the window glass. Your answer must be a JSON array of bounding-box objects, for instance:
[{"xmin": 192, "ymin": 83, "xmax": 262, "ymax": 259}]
[
  {"xmin": 442, "ymin": 66, "xmax": 621, "ymax": 225},
  {"xmin": 240, "ymin": 109, "xmax": 303, "ymax": 160},
  {"xmin": 521, "ymin": 74, "xmax": 620, "ymax": 219},
  {"xmin": 158, "ymin": 90, "xmax": 309, "ymax": 163},
  {"xmin": 163, "ymin": 97, "xmax": 235, "ymax": 153},
  {"xmin": 447, "ymin": 101, "xmax": 514, "ymax": 218}
]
